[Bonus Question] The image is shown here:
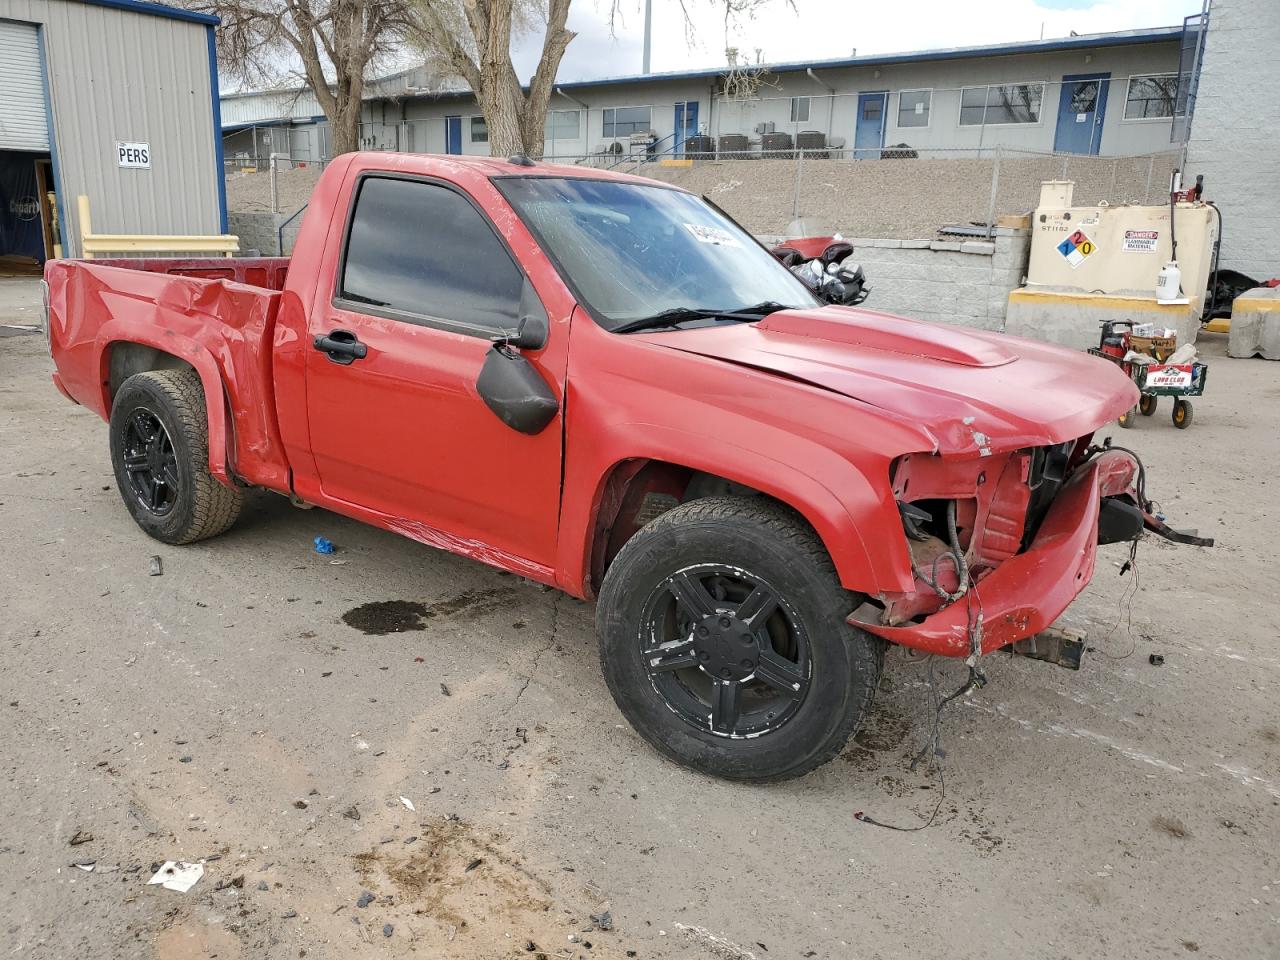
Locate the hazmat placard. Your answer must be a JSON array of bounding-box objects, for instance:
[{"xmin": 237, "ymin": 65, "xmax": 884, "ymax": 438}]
[
  {"xmin": 1056, "ymin": 230, "xmax": 1096, "ymax": 269},
  {"xmin": 1122, "ymin": 229, "xmax": 1159, "ymax": 253}
]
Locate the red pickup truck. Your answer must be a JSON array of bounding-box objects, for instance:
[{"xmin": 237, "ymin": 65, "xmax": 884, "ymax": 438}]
[{"xmin": 44, "ymin": 153, "xmax": 1198, "ymax": 782}]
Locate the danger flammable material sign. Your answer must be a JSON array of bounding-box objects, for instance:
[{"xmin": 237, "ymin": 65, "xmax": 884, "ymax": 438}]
[
  {"xmin": 1056, "ymin": 229, "xmax": 1097, "ymax": 268},
  {"xmin": 1122, "ymin": 229, "xmax": 1159, "ymax": 253}
]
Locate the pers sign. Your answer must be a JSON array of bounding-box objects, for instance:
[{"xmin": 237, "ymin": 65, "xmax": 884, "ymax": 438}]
[{"xmin": 117, "ymin": 142, "xmax": 151, "ymax": 169}]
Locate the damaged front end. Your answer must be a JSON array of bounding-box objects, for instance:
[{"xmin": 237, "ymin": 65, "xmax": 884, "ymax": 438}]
[{"xmin": 854, "ymin": 438, "xmax": 1212, "ymax": 659}]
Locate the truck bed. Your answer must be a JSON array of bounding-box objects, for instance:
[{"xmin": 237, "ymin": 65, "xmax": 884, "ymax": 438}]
[
  {"xmin": 44, "ymin": 258, "xmax": 293, "ymax": 491},
  {"xmin": 86, "ymin": 256, "xmax": 291, "ymax": 291}
]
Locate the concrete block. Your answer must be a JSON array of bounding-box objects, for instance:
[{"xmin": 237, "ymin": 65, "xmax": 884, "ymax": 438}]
[
  {"xmin": 1227, "ymin": 288, "xmax": 1280, "ymax": 360},
  {"xmin": 900, "ymin": 239, "xmax": 932, "ymax": 249},
  {"xmin": 929, "ymin": 240, "xmax": 962, "ymax": 252},
  {"xmin": 1005, "ymin": 290, "xmax": 1199, "ymax": 351},
  {"xmin": 959, "ymin": 241, "xmax": 996, "ymax": 256}
]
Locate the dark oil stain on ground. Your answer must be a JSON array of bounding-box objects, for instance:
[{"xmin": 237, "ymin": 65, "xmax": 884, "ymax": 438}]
[
  {"xmin": 342, "ymin": 587, "xmax": 520, "ymax": 636},
  {"xmin": 342, "ymin": 600, "xmax": 430, "ymax": 636}
]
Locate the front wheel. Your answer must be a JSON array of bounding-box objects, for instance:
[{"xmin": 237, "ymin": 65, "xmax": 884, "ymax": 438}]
[
  {"xmin": 596, "ymin": 496, "xmax": 884, "ymax": 782},
  {"xmin": 1172, "ymin": 398, "xmax": 1194, "ymax": 429}
]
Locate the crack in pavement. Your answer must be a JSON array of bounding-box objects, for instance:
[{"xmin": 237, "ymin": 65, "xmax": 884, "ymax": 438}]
[{"xmin": 513, "ymin": 592, "xmax": 561, "ymax": 707}]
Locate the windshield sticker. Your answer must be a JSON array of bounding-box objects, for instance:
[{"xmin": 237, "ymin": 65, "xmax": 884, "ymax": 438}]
[{"xmin": 684, "ymin": 223, "xmax": 742, "ymax": 247}]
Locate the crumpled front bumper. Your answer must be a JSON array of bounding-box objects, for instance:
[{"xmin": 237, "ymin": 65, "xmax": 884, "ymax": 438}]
[{"xmin": 854, "ymin": 457, "xmax": 1111, "ymax": 657}]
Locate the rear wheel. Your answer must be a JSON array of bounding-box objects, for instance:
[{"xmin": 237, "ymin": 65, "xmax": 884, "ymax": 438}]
[
  {"xmin": 109, "ymin": 369, "xmax": 241, "ymax": 544},
  {"xmin": 596, "ymin": 496, "xmax": 884, "ymax": 782},
  {"xmin": 1172, "ymin": 398, "xmax": 1194, "ymax": 429},
  {"xmin": 1139, "ymin": 394, "xmax": 1158, "ymax": 416},
  {"xmin": 1118, "ymin": 405, "xmax": 1138, "ymax": 428}
]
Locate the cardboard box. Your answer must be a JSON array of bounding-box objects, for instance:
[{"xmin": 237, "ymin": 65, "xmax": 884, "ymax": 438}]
[{"xmin": 1129, "ymin": 333, "xmax": 1178, "ymax": 361}]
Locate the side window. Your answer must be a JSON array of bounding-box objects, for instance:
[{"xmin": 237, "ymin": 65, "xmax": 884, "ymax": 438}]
[{"xmin": 339, "ymin": 177, "xmax": 524, "ymax": 334}]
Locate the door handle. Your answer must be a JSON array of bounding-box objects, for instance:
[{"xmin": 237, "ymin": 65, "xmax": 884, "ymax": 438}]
[{"xmin": 313, "ymin": 329, "xmax": 367, "ymax": 365}]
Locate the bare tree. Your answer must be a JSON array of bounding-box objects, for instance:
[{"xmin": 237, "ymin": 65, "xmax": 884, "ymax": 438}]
[
  {"xmin": 414, "ymin": 1, "xmax": 574, "ymax": 158},
  {"xmin": 195, "ymin": 0, "xmax": 416, "ymax": 156},
  {"xmin": 415, "ymin": 0, "xmax": 788, "ymax": 159}
]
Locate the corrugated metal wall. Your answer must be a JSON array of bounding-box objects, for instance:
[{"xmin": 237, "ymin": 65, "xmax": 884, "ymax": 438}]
[
  {"xmin": 221, "ymin": 89, "xmax": 324, "ymax": 127},
  {"xmin": 0, "ymin": 0, "xmax": 221, "ymax": 255},
  {"xmin": 0, "ymin": 21, "xmax": 50, "ymax": 150}
]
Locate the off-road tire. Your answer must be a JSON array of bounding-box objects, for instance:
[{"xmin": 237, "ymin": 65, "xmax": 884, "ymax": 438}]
[
  {"xmin": 109, "ymin": 369, "xmax": 241, "ymax": 544},
  {"xmin": 596, "ymin": 495, "xmax": 885, "ymax": 782}
]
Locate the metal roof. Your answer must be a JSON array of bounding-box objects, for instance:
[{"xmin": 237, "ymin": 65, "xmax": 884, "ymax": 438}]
[
  {"xmin": 555, "ymin": 25, "xmax": 1185, "ymax": 90},
  {"xmin": 74, "ymin": 0, "xmax": 219, "ymax": 27},
  {"xmin": 221, "ymin": 23, "xmax": 1185, "ymax": 116}
]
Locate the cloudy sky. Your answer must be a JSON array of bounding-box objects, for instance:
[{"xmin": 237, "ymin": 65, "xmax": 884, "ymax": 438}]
[{"xmin": 512, "ymin": 0, "xmax": 1205, "ymax": 82}]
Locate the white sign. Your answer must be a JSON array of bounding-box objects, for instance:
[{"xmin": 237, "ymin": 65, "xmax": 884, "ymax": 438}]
[
  {"xmin": 1122, "ymin": 229, "xmax": 1159, "ymax": 253},
  {"xmin": 117, "ymin": 141, "xmax": 151, "ymax": 169},
  {"xmin": 1146, "ymin": 364, "xmax": 1193, "ymax": 389},
  {"xmin": 683, "ymin": 223, "xmax": 741, "ymax": 247}
]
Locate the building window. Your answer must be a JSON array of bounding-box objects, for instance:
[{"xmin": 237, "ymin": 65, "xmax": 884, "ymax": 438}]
[
  {"xmin": 470, "ymin": 116, "xmax": 488, "ymax": 143},
  {"xmin": 603, "ymin": 106, "xmax": 652, "ymax": 138},
  {"xmin": 897, "ymin": 90, "xmax": 930, "ymax": 128},
  {"xmin": 1125, "ymin": 74, "xmax": 1179, "ymax": 119},
  {"xmin": 959, "ymin": 83, "xmax": 1044, "ymax": 125},
  {"xmin": 545, "ymin": 110, "xmax": 580, "ymax": 140},
  {"xmin": 790, "ymin": 97, "xmax": 810, "ymax": 123}
]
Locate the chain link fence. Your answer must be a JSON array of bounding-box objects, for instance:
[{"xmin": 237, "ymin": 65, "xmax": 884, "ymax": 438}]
[{"xmin": 223, "ymin": 146, "xmax": 1180, "ymax": 254}]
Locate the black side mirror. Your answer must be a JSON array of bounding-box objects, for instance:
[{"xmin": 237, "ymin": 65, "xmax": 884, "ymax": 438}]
[
  {"xmin": 508, "ymin": 312, "xmax": 547, "ymax": 351},
  {"xmin": 504, "ymin": 278, "xmax": 548, "ymax": 350},
  {"xmin": 476, "ymin": 279, "xmax": 557, "ymax": 435}
]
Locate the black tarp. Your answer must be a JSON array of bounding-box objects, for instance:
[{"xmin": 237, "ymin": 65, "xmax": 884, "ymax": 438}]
[{"xmin": 0, "ymin": 152, "xmax": 47, "ymax": 262}]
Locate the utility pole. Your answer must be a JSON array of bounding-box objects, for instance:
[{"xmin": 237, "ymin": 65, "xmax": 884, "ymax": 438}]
[{"xmin": 642, "ymin": 0, "xmax": 653, "ymax": 73}]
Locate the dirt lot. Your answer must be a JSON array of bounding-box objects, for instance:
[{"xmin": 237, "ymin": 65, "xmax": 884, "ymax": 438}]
[{"xmin": 1, "ymin": 277, "xmax": 1277, "ymax": 960}]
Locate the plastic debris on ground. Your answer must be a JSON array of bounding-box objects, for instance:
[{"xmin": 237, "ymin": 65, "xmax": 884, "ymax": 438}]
[
  {"xmin": 71, "ymin": 860, "xmax": 96, "ymax": 872},
  {"xmin": 148, "ymin": 556, "xmax": 163, "ymax": 576},
  {"xmin": 313, "ymin": 536, "xmax": 335, "ymax": 555},
  {"xmin": 400, "ymin": 796, "xmax": 415, "ymax": 812},
  {"xmin": 147, "ymin": 860, "xmax": 204, "ymax": 893}
]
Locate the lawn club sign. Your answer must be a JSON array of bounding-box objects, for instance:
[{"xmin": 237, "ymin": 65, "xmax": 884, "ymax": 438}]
[{"xmin": 116, "ymin": 141, "xmax": 151, "ymax": 169}]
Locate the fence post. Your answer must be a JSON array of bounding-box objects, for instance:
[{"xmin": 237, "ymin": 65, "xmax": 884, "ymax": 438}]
[
  {"xmin": 1060, "ymin": 155, "xmax": 1069, "ymax": 180},
  {"xmin": 985, "ymin": 146, "xmax": 1002, "ymax": 239},
  {"xmin": 1145, "ymin": 155, "xmax": 1155, "ymax": 204},
  {"xmin": 793, "ymin": 148, "xmax": 805, "ymax": 220},
  {"xmin": 1108, "ymin": 159, "xmax": 1118, "ymax": 201},
  {"xmin": 269, "ymin": 153, "xmax": 280, "ymax": 215}
]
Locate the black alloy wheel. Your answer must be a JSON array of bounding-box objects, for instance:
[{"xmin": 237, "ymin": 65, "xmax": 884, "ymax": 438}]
[
  {"xmin": 640, "ymin": 564, "xmax": 811, "ymax": 738},
  {"xmin": 121, "ymin": 407, "xmax": 180, "ymax": 516}
]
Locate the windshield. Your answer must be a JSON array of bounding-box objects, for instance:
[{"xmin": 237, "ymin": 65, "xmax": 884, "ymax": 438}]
[{"xmin": 495, "ymin": 177, "xmax": 819, "ymax": 331}]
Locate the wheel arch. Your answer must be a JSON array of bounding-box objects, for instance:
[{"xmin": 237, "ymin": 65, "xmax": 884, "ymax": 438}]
[
  {"xmin": 571, "ymin": 453, "xmax": 884, "ymax": 599},
  {"xmin": 100, "ymin": 336, "xmax": 233, "ymax": 486}
]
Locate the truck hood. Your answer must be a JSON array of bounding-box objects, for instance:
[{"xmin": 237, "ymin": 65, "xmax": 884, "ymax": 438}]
[{"xmin": 638, "ymin": 306, "xmax": 1138, "ymax": 456}]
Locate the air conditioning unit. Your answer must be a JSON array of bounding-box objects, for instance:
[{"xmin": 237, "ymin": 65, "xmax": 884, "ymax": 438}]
[{"xmin": 753, "ymin": 121, "xmax": 775, "ymax": 135}]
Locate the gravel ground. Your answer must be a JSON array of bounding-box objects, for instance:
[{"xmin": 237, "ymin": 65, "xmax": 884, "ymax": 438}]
[
  {"xmin": 1, "ymin": 277, "xmax": 1277, "ymax": 960},
  {"xmin": 226, "ymin": 166, "xmax": 325, "ymax": 214},
  {"xmin": 642, "ymin": 154, "xmax": 1179, "ymax": 239}
]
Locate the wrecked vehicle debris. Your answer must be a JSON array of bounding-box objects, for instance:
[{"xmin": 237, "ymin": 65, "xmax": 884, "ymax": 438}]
[
  {"xmin": 44, "ymin": 153, "xmax": 1210, "ymax": 783},
  {"xmin": 146, "ymin": 860, "xmax": 203, "ymax": 893}
]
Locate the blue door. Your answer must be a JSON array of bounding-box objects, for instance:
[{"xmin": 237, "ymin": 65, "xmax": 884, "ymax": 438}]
[
  {"xmin": 445, "ymin": 116, "xmax": 462, "ymax": 155},
  {"xmin": 673, "ymin": 101, "xmax": 699, "ymax": 157},
  {"xmin": 1053, "ymin": 74, "xmax": 1109, "ymax": 155},
  {"xmin": 854, "ymin": 92, "xmax": 887, "ymax": 159}
]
